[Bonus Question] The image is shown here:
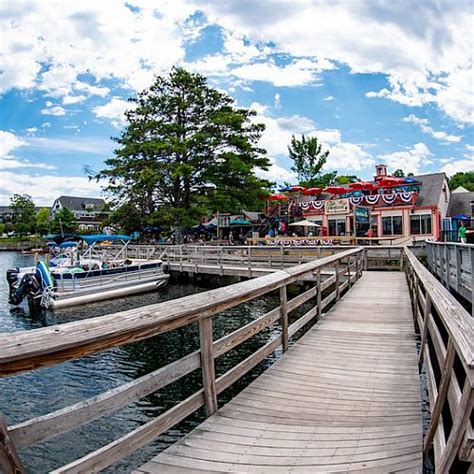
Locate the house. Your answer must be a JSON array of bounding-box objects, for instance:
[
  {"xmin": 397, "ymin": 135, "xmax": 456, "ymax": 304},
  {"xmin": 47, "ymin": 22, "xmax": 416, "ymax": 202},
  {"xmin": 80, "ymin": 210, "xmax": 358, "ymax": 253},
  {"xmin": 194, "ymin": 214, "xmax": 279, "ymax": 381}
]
[
  {"xmin": 0, "ymin": 206, "xmax": 51, "ymax": 224},
  {"xmin": 51, "ymin": 196, "xmax": 108, "ymax": 231},
  {"xmin": 267, "ymin": 164, "xmax": 451, "ymax": 243}
]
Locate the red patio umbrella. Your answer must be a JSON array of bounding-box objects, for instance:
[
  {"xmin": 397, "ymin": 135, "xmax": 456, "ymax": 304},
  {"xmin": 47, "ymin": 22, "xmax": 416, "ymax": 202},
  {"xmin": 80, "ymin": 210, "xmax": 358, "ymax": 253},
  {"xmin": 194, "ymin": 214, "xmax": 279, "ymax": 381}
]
[
  {"xmin": 267, "ymin": 193, "xmax": 288, "ymax": 201},
  {"xmin": 323, "ymin": 186, "xmax": 347, "ymax": 195},
  {"xmin": 379, "ymin": 177, "xmax": 405, "ymax": 187},
  {"xmin": 349, "ymin": 181, "xmax": 378, "ymax": 191},
  {"xmin": 303, "ymin": 187, "xmax": 323, "ymax": 196},
  {"xmin": 288, "ymin": 185, "xmax": 305, "ymax": 193}
]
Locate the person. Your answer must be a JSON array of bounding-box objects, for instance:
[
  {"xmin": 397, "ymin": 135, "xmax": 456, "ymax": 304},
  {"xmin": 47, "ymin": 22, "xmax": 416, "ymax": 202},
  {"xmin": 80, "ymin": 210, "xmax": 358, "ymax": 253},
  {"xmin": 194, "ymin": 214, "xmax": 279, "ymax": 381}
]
[
  {"xmin": 228, "ymin": 231, "xmax": 234, "ymax": 245},
  {"xmin": 366, "ymin": 227, "xmax": 374, "ymax": 238},
  {"xmin": 458, "ymin": 221, "xmax": 467, "ymax": 244}
]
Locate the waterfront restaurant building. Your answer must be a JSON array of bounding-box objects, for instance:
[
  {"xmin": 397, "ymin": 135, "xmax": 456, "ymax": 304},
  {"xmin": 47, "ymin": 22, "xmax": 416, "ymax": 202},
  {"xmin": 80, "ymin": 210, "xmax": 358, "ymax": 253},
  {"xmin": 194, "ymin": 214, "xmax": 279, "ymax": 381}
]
[{"xmin": 286, "ymin": 165, "xmax": 450, "ymax": 243}]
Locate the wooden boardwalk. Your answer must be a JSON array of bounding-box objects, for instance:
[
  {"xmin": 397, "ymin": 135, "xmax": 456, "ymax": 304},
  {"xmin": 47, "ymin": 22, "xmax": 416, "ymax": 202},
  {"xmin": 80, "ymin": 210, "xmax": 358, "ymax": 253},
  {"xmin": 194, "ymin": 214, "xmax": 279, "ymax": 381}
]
[{"xmin": 135, "ymin": 272, "xmax": 423, "ymax": 473}]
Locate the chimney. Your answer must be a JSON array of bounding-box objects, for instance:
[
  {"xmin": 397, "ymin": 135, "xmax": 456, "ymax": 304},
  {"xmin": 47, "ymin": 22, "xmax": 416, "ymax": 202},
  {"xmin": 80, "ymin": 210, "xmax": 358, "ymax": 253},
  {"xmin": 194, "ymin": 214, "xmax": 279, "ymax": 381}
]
[{"xmin": 374, "ymin": 164, "xmax": 387, "ymax": 181}]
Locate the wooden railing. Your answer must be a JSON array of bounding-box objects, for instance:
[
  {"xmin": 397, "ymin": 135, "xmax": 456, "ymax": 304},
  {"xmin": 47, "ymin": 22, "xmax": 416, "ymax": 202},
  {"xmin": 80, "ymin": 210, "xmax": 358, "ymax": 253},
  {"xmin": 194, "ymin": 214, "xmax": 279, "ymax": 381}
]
[
  {"xmin": 159, "ymin": 244, "xmax": 421, "ymax": 273},
  {"xmin": 0, "ymin": 248, "xmax": 364, "ymax": 473},
  {"xmin": 405, "ymin": 248, "xmax": 473, "ymax": 472},
  {"xmin": 426, "ymin": 241, "xmax": 473, "ymax": 305}
]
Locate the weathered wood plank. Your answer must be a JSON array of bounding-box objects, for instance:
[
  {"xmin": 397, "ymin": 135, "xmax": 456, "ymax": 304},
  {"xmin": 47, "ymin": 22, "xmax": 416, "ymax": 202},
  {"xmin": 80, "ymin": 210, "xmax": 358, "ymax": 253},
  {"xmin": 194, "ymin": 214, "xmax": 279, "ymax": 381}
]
[{"xmin": 199, "ymin": 317, "xmax": 217, "ymax": 416}]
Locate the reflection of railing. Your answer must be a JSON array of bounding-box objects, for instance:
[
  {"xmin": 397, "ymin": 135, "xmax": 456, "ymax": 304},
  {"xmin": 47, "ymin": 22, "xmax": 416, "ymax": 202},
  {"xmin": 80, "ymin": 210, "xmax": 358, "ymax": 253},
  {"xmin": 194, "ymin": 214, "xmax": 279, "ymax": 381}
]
[
  {"xmin": 300, "ymin": 191, "xmax": 417, "ymax": 213},
  {"xmin": 0, "ymin": 248, "xmax": 364, "ymax": 473},
  {"xmin": 405, "ymin": 248, "xmax": 473, "ymax": 471},
  {"xmin": 426, "ymin": 241, "xmax": 473, "ymax": 304}
]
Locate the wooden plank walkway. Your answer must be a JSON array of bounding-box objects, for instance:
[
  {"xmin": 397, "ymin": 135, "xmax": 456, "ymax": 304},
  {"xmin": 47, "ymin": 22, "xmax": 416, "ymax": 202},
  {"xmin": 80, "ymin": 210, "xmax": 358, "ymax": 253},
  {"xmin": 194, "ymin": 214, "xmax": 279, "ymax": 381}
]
[{"xmin": 135, "ymin": 271, "xmax": 423, "ymax": 473}]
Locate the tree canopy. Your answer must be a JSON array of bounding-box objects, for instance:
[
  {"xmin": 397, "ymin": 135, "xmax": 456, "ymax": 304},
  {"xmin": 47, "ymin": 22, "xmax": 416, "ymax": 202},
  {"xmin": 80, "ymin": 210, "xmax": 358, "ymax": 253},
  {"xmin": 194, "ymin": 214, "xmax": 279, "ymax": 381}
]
[
  {"xmin": 288, "ymin": 134, "xmax": 330, "ymax": 187},
  {"xmin": 35, "ymin": 208, "xmax": 50, "ymax": 236},
  {"xmin": 449, "ymin": 171, "xmax": 474, "ymax": 191},
  {"xmin": 10, "ymin": 194, "xmax": 36, "ymax": 236},
  {"xmin": 51, "ymin": 208, "xmax": 78, "ymax": 234},
  {"xmin": 95, "ymin": 67, "xmax": 271, "ymax": 234}
]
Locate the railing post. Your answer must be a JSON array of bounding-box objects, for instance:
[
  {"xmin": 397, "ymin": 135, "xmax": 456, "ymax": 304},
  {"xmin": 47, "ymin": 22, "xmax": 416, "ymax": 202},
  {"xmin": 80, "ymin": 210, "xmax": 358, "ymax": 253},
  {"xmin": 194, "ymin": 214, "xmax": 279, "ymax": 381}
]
[
  {"xmin": 335, "ymin": 261, "xmax": 340, "ymax": 301},
  {"xmin": 363, "ymin": 248, "xmax": 368, "ymax": 271},
  {"xmin": 247, "ymin": 247, "xmax": 252, "ymax": 278},
  {"xmin": 438, "ymin": 377, "xmax": 473, "ymax": 472},
  {"xmin": 316, "ymin": 270, "xmax": 322, "ymax": 319},
  {"xmin": 423, "ymin": 338, "xmax": 455, "ymax": 453},
  {"xmin": 219, "ymin": 247, "xmax": 223, "ymax": 276},
  {"xmin": 347, "ymin": 256, "xmax": 352, "ymax": 288},
  {"xmin": 418, "ymin": 294, "xmax": 432, "ymax": 367},
  {"xmin": 0, "ymin": 415, "xmax": 25, "ymax": 474},
  {"xmin": 199, "ymin": 317, "xmax": 218, "ymax": 416},
  {"xmin": 279, "ymin": 286, "xmax": 289, "ymax": 352},
  {"xmin": 443, "ymin": 245, "xmax": 449, "ymax": 288}
]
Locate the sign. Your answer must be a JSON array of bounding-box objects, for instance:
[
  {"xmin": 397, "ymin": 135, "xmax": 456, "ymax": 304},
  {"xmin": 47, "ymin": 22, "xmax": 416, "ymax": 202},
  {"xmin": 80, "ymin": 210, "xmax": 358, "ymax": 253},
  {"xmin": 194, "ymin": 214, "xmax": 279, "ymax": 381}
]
[
  {"xmin": 354, "ymin": 206, "xmax": 370, "ymax": 223},
  {"xmin": 325, "ymin": 198, "xmax": 350, "ymax": 215}
]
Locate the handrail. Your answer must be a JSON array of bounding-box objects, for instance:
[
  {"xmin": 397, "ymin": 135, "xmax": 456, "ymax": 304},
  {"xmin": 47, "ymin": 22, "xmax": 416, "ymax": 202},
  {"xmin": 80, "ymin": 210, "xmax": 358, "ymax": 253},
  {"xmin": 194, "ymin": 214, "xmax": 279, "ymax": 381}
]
[
  {"xmin": 404, "ymin": 247, "xmax": 473, "ymax": 472},
  {"xmin": 0, "ymin": 247, "xmax": 364, "ymax": 473},
  {"xmin": 425, "ymin": 241, "xmax": 473, "ymax": 304}
]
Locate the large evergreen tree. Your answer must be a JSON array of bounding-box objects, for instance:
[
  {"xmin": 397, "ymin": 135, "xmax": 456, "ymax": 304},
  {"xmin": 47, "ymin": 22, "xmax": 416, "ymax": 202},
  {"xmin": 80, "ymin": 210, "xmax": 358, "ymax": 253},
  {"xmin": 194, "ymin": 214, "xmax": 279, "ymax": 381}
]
[
  {"xmin": 288, "ymin": 134, "xmax": 330, "ymax": 187},
  {"xmin": 95, "ymin": 68, "xmax": 271, "ymax": 234}
]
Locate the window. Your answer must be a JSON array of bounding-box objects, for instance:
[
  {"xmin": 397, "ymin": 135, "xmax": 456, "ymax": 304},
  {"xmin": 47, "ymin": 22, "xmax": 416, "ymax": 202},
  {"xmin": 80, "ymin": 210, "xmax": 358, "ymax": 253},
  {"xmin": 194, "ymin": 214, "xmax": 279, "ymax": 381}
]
[
  {"xmin": 410, "ymin": 214, "xmax": 432, "ymax": 235},
  {"xmin": 328, "ymin": 219, "xmax": 346, "ymax": 236},
  {"xmin": 382, "ymin": 216, "xmax": 403, "ymax": 236}
]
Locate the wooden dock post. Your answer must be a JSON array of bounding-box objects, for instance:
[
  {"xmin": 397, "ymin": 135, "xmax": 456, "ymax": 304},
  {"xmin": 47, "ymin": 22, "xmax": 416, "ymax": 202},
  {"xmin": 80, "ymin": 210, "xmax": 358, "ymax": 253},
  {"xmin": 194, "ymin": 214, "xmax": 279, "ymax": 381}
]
[
  {"xmin": 199, "ymin": 317, "xmax": 218, "ymax": 416},
  {"xmin": 279, "ymin": 286, "xmax": 289, "ymax": 352}
]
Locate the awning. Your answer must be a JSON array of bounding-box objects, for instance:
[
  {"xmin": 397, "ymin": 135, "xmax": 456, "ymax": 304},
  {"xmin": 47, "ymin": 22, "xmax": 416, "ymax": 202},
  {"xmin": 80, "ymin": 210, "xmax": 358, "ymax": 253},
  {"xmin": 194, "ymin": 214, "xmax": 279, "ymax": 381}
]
[
  {"xmin": 230, "ymin": 218, "xmax": 252, "ymax": 226},
  {"xmin": 289, "ymin": 219, "xmax": 321, "ymax": 227},
  {"xmin": 80, "ymin": 234, "xmax": 131, "ymax": 244}
]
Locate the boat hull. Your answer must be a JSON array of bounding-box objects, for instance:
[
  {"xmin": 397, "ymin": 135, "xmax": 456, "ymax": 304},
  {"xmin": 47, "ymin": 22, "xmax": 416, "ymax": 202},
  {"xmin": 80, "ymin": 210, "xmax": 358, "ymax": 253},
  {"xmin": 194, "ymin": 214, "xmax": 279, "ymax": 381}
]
[{"xmin": 51, "ymin": 274, "xmax": 170, "ymax": 309}]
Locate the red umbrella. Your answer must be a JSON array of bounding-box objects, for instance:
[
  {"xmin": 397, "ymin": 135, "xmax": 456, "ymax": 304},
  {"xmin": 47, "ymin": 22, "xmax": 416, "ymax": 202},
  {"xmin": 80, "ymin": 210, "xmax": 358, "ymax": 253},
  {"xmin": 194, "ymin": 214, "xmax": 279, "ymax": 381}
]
[
  {"xmin": 349, "ymin": 181, "xmax": 378, "ymax": 191},
  {"xmin": 379, "ymin": 177, "xmax": 405, "ymax": 187},
  {"xmin": 267, "ymin": 193, "xmax": 288, "ymax": 201},
  {"xmin": 323, "ymin": 186, "xmax": 347, "ymax": 195},
  {"xmin": 288, "ymin": 185, "xmax": 305, "ymax": 193},
  {"xmin": 303, "ymin": 187, "xmax": 323, "ymax": 196}
]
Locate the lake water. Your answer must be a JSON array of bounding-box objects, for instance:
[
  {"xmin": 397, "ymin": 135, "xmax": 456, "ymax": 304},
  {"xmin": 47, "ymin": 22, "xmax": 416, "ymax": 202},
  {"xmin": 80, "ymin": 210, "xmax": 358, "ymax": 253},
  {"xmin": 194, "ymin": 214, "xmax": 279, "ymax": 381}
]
[{"xmin": 0, "ymin": 251, "xmax": 295, "ymax": 473}]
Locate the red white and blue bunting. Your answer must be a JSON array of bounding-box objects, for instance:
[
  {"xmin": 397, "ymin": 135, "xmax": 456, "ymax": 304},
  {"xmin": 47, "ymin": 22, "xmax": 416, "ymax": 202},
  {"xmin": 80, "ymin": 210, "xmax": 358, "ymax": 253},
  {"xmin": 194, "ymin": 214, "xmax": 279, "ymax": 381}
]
[{"xmin": 265, "ymin": 239, "xmax": 334, "ymax": 246}]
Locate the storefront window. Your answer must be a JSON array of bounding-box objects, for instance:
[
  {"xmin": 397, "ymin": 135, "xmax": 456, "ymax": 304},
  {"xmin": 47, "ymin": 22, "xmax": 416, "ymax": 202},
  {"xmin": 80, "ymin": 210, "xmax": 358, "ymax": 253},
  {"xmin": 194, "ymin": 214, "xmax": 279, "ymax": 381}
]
[
  {"xmin": 328, "ymin": 219, "xmax": 346, "ymax": 236},
  {"xmin": 382, "ymin": 216, "xmax": 403, "ymax": 236},
  {"xmin": 410, "ymin": 214, "xmax": 432, "ymax": 235}
]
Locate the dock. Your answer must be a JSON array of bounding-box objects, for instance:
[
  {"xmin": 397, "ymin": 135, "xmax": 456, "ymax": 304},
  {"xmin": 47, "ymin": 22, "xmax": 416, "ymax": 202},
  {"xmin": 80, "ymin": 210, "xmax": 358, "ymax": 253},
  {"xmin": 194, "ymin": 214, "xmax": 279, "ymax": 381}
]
[
  {"xmin": 136, "ymin": 272, "xmax": 423, "ymax": 473},
  {"xmin": 0, "ymin": 246, "xmax": 472, "ymax": 474}
]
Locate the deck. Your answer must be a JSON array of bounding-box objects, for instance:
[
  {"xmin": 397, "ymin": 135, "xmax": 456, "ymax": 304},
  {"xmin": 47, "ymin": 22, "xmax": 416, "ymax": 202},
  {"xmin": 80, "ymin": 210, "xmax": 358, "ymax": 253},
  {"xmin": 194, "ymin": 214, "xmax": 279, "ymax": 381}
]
[{"xmin": 135, "ymin": 272, "xmax": 423, "ymax": 473}]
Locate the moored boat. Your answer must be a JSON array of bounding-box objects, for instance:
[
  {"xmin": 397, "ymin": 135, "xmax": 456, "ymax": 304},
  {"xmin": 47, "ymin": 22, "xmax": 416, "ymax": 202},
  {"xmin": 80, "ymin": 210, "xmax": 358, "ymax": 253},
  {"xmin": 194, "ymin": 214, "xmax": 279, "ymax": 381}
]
[{"xmin": 7, "ymin": 234, "xmax": 169, "ymax": 310}]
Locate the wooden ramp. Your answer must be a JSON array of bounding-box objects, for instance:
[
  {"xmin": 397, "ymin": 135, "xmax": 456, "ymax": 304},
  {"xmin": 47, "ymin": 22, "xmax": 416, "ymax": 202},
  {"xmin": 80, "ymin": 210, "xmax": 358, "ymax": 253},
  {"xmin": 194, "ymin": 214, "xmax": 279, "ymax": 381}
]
[{"xmin": 135, "ymin": 272, "xmax": 423, "ymax": 473}]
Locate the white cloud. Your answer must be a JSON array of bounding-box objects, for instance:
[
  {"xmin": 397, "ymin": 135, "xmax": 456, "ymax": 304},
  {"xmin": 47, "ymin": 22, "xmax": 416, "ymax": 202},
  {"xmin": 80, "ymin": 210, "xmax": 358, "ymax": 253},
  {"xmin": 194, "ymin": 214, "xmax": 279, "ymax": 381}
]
[
  {"xmin": 62, "ymin": 95, "xmax": 87, "ymax": 105},
  {"xmin": 0, "ymin": 171, "xmax": 101, "ymax": 206},
  {"xmin": 25, "ymin": 127, "xmax": 38, "ymax": 136},
  {"xmin": 323, "ymin": 96, "xmax": 334, "ymax": 101},
  {"xmin": 199, "ymin": 1, "xmax": 473, "ymax": 124},
  {"xmin": 93, "ymin": 97, "xmax": 135, "ymax": 127},
  {"xmin": 274, "ymin": 93, "xmax": 281, "ymax": 109},
  {"xmin": 0, "ymin": 130, "xmax": 56, "ymax": 171},
  {"xmin": 0, "ymin": 130, "xmax": 26, "ymax": 155},
  {"xmin": 41, "ymin": 105, "xmax": 67, "ymax": 116},
  {"xmin": 379, "ymin": 142, "xmax": 433, "ymax": 174},
  {"xmin": 26, "ymin": 136, "xmax": 113, "ymax": 155},
  {"xmin": 465, "ymin": 144, "xmax": 474, "ymax": 152},
  {"xmin": 403, "ymin": 114, "xmax": 462, "ymax": 143},
  {"xmin": 249, "ymin": 104, "xmax": 374, "ymax": 181},
  {"xmin": 441, "ymin": 157, "xmax": 474, "ymax": 176}
]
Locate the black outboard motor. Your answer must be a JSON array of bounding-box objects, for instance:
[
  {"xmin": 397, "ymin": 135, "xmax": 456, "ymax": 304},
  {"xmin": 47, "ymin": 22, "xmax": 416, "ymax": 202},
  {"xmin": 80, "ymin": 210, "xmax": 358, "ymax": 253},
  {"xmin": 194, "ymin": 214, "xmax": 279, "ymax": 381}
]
[{"xmin": 7, "ymin": 271, "xmax": 42, "ymax": 307}]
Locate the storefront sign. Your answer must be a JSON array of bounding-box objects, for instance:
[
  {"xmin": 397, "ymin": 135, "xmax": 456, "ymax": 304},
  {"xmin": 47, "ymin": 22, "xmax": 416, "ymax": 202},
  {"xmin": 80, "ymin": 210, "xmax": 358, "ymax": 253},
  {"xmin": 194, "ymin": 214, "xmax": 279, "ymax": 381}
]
[
  {"xmin": 325, "ymin": 198, "xmax": 350, "ymax": 215},
  {"xmin": 354, "ymin": 206, "xmax": 370, "ymax": 223}
]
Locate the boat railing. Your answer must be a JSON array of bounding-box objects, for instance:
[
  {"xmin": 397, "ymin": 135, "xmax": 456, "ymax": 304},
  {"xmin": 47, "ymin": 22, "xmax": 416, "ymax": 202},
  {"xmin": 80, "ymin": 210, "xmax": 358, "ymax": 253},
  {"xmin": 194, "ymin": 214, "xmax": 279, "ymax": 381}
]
[
  {"xmin": 0, "ymin": 247, "xmax": 364, "ymax": 473},
  {"xmin": 404, "ymin": 247, "xmax": 473, "ymax": 471}
]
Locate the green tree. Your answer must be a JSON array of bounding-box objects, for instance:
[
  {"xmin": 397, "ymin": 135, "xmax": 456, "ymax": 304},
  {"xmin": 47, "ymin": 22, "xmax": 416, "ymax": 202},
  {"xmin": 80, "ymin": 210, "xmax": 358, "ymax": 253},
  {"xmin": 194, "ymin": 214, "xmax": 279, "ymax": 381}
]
[
  {"xmin": 449, "ymin": 171, "xmax": 474, "ymax": 191},
  {"xmin": 393, "ymin": 169, "xmax": 405, "ymax": 178},
  {"xmin": 35, "ymin": 208, "xmax": 50, "ymax": 236},
  {"xmin": 10, "ymin": 193, "xmax": 36, "ymax": 236},
  {"xmin": 0, "ymin": 223, "xmax": 5, "ymax": 235},
  {"xmin": 94, "ymin": 67, "xmax": 271, "ymax": 237},
  {"xmin": 336, "ymin": 175, "xmax": 358, "ymax": 185},
  {"xmin": 288, "ymin": 134, "xmax": 330, "ymax": 187},
  {"xmin": 51, "ymin": 208, "xmax": 78, "ymax": 234}
]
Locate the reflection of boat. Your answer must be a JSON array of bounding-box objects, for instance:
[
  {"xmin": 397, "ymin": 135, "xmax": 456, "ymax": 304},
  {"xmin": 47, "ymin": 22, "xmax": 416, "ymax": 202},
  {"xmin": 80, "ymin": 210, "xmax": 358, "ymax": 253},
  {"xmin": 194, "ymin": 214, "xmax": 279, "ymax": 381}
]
[{"xmin": 7, "ymin": 234, "xmax": 169, "ymax": 310}]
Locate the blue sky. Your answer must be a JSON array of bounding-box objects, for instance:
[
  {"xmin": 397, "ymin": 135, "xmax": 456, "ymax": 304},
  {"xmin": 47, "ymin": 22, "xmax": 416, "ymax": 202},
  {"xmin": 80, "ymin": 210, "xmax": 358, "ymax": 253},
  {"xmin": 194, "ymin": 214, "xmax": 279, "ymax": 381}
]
[{"xmin": 1, "ymin": 0, "xmax": 472, "ymax": 205}]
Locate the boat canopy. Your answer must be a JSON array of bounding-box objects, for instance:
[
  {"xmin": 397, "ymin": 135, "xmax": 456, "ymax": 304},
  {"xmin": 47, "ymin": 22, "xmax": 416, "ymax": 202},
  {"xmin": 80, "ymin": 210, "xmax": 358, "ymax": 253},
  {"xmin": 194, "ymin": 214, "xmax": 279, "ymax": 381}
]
[{"xmin": 80, "ymin": 234, "xmax": 131, "ymax": 244}]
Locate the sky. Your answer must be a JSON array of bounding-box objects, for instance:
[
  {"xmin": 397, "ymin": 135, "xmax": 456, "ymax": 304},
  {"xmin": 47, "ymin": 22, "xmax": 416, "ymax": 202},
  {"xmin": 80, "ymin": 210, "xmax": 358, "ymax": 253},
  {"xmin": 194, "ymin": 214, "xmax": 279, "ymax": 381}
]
[{"xmin": 0, "ymin": 0, "xmax": 473, "ymax": 205}]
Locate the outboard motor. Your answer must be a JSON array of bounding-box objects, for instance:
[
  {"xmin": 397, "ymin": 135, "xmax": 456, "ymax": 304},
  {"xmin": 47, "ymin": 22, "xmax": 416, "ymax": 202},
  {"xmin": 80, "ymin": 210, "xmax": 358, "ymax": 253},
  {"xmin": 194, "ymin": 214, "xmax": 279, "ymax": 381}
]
[{"xmin": 8, "ymin": 273, "xmax": 42, "ymax": 306}]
